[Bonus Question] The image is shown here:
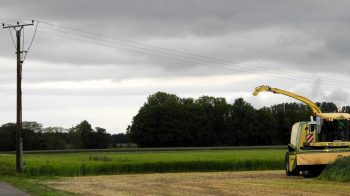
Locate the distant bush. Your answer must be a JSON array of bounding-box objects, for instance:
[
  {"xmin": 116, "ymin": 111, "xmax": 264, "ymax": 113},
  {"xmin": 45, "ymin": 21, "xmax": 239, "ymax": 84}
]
[{"xmin": 319, "ymin": 157, "xmax": 350, "ymax": 182}]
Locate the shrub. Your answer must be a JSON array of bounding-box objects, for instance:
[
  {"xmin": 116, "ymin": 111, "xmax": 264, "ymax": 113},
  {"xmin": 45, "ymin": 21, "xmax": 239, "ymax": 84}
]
[{"xmin": 319, "ymin": 156, "xmax": 350, "ymax": 182}]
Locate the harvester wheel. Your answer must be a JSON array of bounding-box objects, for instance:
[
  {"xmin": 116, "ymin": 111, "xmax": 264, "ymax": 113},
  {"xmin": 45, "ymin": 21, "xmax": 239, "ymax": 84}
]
[
  {"xmin": 285, "ymin": 153, "xmax": 298, "ymax": 176},
  {"xmin": 285, "ymin": 153, "xmax": 292, "ymax": 176}
]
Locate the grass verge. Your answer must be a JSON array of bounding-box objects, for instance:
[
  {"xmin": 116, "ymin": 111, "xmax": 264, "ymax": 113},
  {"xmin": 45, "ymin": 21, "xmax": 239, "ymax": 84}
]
[{"xmin": 0, "ymin": 175, "xmax": 74, "ymax": 196}]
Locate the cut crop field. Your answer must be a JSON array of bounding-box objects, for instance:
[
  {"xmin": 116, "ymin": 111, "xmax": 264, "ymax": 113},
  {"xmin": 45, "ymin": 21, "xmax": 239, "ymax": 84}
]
[
  {"xmin": 45, "ymin": 170, "xmax": 350, "ymax": 196},
  {"xmin": 0, "ymin": 148, "xmax": 285, "ymax": 176}
]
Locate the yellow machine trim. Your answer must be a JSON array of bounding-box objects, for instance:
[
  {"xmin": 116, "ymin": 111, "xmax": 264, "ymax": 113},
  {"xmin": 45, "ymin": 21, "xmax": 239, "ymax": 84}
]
[
  {"xmin": 309, "ymin": 142, "xmax": 350, "ymax": 147},
  {"xmin": 297, "ymin": 152, "xmax": 350, "ymax": 165},
  {"xmin": 317, "ymin": 113, "xmax": 350, "ymax": 120},
  {"xmin": 288, "ymin": 154, "xmax": 297, "ymax": 172}
]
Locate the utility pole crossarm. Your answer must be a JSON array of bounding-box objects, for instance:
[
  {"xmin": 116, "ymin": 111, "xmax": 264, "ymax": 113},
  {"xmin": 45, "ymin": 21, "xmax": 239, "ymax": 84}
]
[{"xmin": 2, "ymin": 20, "xmax": 34, "ymax": 29}]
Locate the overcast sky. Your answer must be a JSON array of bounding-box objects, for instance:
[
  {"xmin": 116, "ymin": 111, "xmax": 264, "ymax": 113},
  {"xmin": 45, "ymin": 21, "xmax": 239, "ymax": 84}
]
[{"xmin": 1, "ymin": 0, "xmax": 350, "ymax": 133}]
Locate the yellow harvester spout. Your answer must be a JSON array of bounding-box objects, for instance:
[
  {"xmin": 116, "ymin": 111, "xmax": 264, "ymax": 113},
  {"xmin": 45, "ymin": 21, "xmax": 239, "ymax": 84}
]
[{"xmin": 252, "ymin": 85, "xmax": 322, "ymax": 115}]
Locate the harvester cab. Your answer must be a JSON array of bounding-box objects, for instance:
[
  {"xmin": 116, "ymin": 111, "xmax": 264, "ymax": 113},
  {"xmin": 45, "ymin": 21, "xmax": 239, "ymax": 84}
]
[{"xmin": 253, "ymin": 85, "xmax": 350, "ymax": 176}]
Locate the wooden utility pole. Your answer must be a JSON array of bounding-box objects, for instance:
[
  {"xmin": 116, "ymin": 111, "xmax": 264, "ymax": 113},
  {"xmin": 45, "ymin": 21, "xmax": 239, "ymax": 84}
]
[{"xmin": 2, "ymin": 21, "xmax": 34, "ymax": 173}]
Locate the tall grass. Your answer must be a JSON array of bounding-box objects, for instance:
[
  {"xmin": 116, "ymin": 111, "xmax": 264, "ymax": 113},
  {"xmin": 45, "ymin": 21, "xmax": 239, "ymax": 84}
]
[
  {"xmin": 0, "ymin": 154, "xmax": 16, "ymax": 176},
  {"xmin": 0, "ymin": 149, "xmax": 285, "ymax": 176},
  {"xmin": 1, "ymin": 145, "xmax": 286, "ymax": 154},
  {"xmin": 319, "ymin": 157, "xmax": 350, "ymax": 182}
]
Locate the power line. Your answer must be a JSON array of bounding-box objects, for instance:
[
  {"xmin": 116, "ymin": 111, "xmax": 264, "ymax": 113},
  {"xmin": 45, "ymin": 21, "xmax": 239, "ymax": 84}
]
[
  {"xmin": 22, "ymin": 27, "xmax": 25, "ymax": 51},
  {"xmin": 35, "ymin": 22, "xmax": 350, "ymax": 87},
  {"xmin": 14, "ymin": 20, "xmax": 318, "ymax": 85},
  {"xmin": 36, "ymin": 20, "xmax": 350, "ymax": 85},
  {"xmin": 28, "ymin": 28, "xmax": 212, "ymax": 65},
  {"xmin": 8, "ymin": 28, "xmax": 16, "ymax": 49},
  {"xmin": 22, "ymin": 21, "xmax": 39, "ymax": 62},
  {"xmin": 2, "ymin": 19, "xmax": 341, "ymax": 88},
  {"xmin": 27, "ymin": 27, "xmax": 350, "ymax": 88},
  {"xmin": 29, "ymin": 26, "xmax": 350, "ymax": 88}
]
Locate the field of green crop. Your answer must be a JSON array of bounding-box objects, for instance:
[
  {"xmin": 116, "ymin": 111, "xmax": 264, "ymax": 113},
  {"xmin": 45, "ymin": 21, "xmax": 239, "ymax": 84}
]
[{"xmin": 0, "ymin": 148, "xmax": 286, "ymax": 176}]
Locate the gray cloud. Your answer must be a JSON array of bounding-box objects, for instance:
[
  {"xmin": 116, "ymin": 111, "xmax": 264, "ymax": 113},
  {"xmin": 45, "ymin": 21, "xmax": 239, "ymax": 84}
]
[
  {"xmin": 1, "ymin": 0, "xmax": 350, "ymax": 132},
  {"xmin": 1, "ymin": 0, "xmax": 350, "ymax": 76},
  {"xmin": 324, "ymin": 90, "xmax": 350, "ymax": 107}
]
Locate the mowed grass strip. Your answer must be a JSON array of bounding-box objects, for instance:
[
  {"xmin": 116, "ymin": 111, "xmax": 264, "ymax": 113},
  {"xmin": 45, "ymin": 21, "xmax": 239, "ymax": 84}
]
[{"xmin": 0, "ymin": 149, "xmax": 285, "ymax": 176}]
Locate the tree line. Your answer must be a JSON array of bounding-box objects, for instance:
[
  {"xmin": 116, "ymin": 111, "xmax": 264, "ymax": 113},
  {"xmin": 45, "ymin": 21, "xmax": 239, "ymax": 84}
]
[
  {"xmin": 0, "ymin": 120, "xmax": 130, "ymax": 151},
  {"xmin": 127, "ymin": 92, "xmax": 350, "ymax": 147},
  {"xmin": 1, "ymin": 91, "xmax": 349, "ymax": 150}
]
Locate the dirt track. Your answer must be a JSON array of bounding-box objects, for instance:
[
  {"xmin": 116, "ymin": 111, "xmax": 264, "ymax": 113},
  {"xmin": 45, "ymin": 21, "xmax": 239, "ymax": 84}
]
[{"xmin": 46, "ymin": 170, "xmax": 350, "ymax": 196}]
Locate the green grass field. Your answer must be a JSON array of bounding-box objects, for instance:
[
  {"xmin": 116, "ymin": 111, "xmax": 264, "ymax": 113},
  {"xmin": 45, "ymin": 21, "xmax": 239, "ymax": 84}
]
[{"xmin": 0, "ymin": 148, "xmax": 286, "ymax": 176}]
